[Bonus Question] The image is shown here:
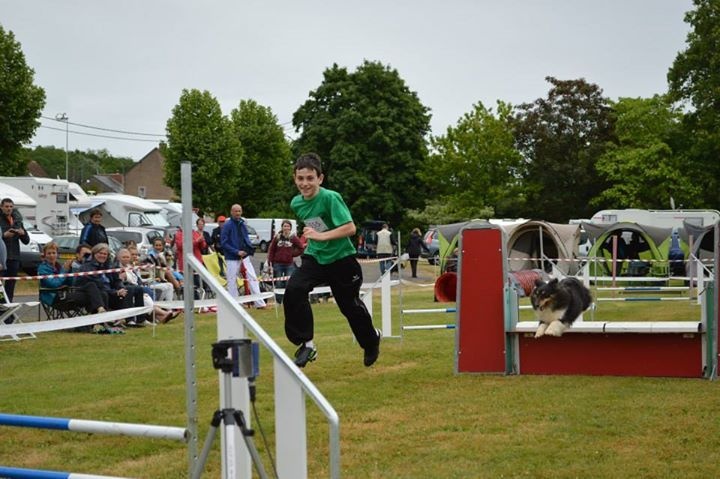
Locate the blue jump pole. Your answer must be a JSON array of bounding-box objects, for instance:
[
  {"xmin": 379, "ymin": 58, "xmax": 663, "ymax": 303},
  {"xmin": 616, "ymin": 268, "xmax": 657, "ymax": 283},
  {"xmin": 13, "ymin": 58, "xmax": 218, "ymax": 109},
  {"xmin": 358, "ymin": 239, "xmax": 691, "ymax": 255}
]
[
  {"xmin": 0, "ymin": 413, "xmax": 187, "ymax": 441},
  {"xmin": 0, "ymin": 466, "xmax": 128, "ymax": 478}
]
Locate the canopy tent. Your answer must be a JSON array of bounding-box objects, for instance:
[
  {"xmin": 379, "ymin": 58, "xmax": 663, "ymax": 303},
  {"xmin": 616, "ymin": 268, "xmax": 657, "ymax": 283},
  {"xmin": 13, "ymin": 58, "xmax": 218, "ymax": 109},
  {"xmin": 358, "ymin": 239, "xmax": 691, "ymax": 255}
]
[
  {"xmin": 435, "ymin": 219, "xmax": 579, "ymax": 275},
  {"xmin": 582, "ymin": 221, "xmax": 681, "ymax": 277},
  {"xmin": 683, "ymin": 220, "xmax": 716, "ymax": 266},
  {"xmin": 498, "ymin": 220, "xmax": 580, "ymax": 275}
]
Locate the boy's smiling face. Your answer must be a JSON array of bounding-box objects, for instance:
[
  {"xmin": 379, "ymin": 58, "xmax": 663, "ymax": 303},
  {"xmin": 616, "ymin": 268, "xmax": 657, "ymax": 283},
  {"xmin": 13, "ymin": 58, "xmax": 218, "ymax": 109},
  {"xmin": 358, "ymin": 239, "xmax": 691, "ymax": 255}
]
[{"xmin": 294, "ymin": 167, "xmax": 324, "ymax": 200}]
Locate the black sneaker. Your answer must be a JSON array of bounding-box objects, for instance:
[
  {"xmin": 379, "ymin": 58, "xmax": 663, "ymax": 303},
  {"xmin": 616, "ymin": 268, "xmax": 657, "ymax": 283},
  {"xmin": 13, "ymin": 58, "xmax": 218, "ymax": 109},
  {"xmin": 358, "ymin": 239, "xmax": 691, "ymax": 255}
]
[
  {"xmin": 294, "ymin": 345, "xmax": 317, "ymax": 368},
  {"xmin": 363, "ymin": 329, "xmax": 382, "ymax": 367}
]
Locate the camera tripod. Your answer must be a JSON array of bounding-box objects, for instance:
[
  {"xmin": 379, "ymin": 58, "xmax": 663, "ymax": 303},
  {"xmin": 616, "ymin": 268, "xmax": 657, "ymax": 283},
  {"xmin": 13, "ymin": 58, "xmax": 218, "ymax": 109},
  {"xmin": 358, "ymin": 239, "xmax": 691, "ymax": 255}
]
[{"xmin": 191, "ymin": 339, "xmax": 269, "ymax": 479}]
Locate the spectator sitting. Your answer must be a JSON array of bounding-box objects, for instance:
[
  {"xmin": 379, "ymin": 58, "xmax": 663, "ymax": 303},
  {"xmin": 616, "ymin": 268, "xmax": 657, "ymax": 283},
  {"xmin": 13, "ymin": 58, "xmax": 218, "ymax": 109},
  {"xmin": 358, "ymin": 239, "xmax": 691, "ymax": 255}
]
[
  {"xmin": 75, "ymin": 243, "xmax": 144, "ymax": 328},
  {"xmin": 65, "ymin": 243, "xmax": 93, "ymax": 277},
  {"xmin": 118, "ymin": 248, "xmax": 177, "ymax": 324},
  {"xmin": 39, "ymin": 242, "xmax": 108, "ymax": 316},
  {"xmin": 144, "ymin": 237, "xmax": 182, "ymax": 294}
]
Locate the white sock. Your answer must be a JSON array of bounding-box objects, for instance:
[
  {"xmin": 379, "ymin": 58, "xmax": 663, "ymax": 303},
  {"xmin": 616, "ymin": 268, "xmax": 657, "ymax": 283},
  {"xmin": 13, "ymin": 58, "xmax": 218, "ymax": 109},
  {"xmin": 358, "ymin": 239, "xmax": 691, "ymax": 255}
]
[{"xmin": 304, "ymin": 340, "xmax": 315, "ymax": 349}]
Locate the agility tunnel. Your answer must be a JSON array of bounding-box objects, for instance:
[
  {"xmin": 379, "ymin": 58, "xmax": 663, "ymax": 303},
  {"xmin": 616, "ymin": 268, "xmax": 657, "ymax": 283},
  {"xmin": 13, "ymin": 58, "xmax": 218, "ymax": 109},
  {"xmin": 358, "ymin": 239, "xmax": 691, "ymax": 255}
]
[{"xmin": 454, "ymin": 223, "xmax": 719, "ymax": 378}]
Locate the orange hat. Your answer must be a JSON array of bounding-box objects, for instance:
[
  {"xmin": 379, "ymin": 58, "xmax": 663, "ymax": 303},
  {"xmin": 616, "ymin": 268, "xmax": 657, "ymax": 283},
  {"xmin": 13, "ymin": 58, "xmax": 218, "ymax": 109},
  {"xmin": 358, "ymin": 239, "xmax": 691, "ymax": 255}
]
[{"xmin": 217, "ymin": 216, "xmax": 227, "ymax": 222}]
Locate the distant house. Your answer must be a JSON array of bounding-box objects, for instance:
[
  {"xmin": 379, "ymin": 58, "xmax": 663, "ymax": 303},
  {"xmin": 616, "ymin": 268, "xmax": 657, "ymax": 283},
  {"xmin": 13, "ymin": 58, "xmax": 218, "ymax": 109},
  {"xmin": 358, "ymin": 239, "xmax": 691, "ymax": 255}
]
[
  {"xmin": 124, "ymin": 148, "xmax": 175, "ymax": 200},
  {"xmin": 86, "ymin": 173, "xmax": 124, "ymax": 194},
  {"xmin": 26, "ymin": 160, "xmax": 49, "ymax": 178}
]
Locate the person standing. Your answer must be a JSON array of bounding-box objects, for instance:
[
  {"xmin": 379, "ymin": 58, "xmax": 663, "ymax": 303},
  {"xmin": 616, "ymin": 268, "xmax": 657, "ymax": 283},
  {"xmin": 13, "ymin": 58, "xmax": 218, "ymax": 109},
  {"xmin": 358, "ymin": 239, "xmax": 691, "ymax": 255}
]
[
  {"xmin": 376, "ymin": 223, "xmax": 394, "ymax": 275},
  {"xmin": 220, "ymin": 204, "xmax": 267, "ymax": 308},
  {"xmin": 406, "ymin": 228, "xmax": 430, "ymax": 278},
  {"xmin": 267, "ymin": 219, "xmax": 305, "ymax": 304},
  {"xmin": 196, "ymin": 218, "xmax": 212, "ymax": 255},
  {"xmin": 283, "ymin": 153, "xmax": 381, "ymax": 368},
  {"xmin": 175, "ymin": 225, "xmax": 207, "ymax": 300},
  {"xmin": 210, "ymin": 215, "xmax": 226, "ymax": 277},
  {"xmin": 0, "ymin": 198, "xmax": 30, "ymax": 304},
  {"xmin": 79, "ymin": 208, "xmax": 108, "ymax": 247}
]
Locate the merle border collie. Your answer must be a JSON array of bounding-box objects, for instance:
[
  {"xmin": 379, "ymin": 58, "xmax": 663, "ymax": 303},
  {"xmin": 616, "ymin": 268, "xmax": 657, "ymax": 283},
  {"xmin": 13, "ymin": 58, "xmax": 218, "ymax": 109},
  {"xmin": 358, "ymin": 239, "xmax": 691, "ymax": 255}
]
[{"xmin": 530, "ymin": 277, "xmax": 592, "ymax": 338}]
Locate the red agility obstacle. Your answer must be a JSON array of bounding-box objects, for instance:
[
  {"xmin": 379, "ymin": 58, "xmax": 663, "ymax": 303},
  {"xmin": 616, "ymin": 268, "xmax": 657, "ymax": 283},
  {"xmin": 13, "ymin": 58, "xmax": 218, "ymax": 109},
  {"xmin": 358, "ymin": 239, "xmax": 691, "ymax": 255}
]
[{"xmin": 455, "ymin": 224, "xmax": 719, "ymax": 379}]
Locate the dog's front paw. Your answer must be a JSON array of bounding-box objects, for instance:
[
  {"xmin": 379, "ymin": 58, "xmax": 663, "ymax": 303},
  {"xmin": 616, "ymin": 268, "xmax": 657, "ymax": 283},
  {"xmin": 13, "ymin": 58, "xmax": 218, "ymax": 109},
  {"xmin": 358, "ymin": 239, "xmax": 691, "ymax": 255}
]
[
  {"xmin": 535, "ymin": 323, "xmax": 548, "ymax": 338},
  {"xmin": 545, "ymin": 321, "xmax": 567, "ymax": 337}
]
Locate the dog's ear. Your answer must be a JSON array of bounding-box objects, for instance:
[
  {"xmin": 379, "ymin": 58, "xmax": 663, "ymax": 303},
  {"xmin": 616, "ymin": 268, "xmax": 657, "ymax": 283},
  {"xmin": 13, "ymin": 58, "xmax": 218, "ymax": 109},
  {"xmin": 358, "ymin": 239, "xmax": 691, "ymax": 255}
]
[
  {"xmin": 548, "ymin": 278, "xmax": 559, "ymax": 286},
  {"xmin": 534, "ymin": 278, "xmax": 545, "ymax": 287}
]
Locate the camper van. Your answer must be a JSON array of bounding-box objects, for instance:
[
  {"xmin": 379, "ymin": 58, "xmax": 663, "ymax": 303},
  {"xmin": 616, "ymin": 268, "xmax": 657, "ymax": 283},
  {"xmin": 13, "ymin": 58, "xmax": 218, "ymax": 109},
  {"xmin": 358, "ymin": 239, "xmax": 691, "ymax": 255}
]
[
  {"xmin": 589, "ymin": 209, "xmax": 720, "ymax": 229},
  {"xmin": 0, "ymin": 176, "xmax": 71, "ymax": 235},
  {"xmin": 83, "ymin": 193, "xmax": 171, "ymax": 229},
  {"xmin": 0, "ymin": 182, "xmax": 53, "ymax": 273},
  {"xmin": 244, "ymin": 218, "xmax": 298, "ymax": 252},
  {"xmin": 149, "ymin": 200, "xmax": 199, "ymax": 228}
]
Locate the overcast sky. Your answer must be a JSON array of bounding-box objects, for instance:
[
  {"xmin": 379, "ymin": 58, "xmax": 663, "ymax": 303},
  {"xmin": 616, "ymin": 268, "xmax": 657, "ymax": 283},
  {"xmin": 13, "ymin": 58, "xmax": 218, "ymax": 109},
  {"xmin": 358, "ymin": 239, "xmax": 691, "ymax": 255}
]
[{"xmin": 3, "ymin": 0, "xmax": 694, "ymax": 161}]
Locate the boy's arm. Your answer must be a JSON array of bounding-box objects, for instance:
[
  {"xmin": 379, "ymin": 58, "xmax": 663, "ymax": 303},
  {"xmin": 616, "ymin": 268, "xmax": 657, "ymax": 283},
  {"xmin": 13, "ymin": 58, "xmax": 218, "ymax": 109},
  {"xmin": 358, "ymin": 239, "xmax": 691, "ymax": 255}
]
[{"xmin": 303, "ymin": 221, "xmax": 356, "ymax": 242}]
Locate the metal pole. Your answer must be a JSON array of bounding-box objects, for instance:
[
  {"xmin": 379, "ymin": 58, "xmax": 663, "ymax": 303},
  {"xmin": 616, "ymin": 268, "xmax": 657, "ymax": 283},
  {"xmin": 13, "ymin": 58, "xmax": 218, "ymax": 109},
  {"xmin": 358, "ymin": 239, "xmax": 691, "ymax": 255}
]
[
  {"xmin": 65, "ymin": 117, "xmax": 69, "ymax": 180},
  {"xmin": 55, "ymin": 113, "xmax": 69, "ymax": 180},
  {"xmin": 181, "ymin": 161, "xmax": 199, "ymax": 474}
]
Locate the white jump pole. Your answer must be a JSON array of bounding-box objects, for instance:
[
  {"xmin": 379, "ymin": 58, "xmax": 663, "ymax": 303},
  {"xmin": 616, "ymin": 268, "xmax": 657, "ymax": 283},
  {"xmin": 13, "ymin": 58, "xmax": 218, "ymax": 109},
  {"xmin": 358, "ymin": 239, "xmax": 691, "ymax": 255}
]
[{"xmin": 0, "ymin": 413, "xmax": 188, "ymax": 441}]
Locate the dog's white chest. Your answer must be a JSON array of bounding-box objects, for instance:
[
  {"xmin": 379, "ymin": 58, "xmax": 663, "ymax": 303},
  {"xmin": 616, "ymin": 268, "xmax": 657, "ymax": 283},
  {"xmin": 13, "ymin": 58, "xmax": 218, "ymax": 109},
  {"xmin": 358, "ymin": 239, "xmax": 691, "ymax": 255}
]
[{"xmin": 536, "ymin": 307, "xmax": 566, "ymax": 325}]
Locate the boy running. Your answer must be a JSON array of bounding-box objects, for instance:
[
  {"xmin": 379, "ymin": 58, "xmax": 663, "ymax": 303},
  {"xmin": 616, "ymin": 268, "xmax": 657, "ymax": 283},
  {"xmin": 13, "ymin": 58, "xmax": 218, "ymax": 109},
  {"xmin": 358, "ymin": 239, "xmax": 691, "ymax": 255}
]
[{"xmin": 284, "ymin": 153, "xmax": 381, "ymax": 368}]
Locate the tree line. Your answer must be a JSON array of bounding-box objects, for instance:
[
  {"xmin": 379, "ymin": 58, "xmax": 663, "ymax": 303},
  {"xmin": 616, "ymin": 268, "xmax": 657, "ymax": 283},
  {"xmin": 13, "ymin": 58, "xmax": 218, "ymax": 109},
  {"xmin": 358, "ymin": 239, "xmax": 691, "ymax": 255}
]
[{"xmin": 5, "ymin": 0, "xmax": 719, "ymax": 233}]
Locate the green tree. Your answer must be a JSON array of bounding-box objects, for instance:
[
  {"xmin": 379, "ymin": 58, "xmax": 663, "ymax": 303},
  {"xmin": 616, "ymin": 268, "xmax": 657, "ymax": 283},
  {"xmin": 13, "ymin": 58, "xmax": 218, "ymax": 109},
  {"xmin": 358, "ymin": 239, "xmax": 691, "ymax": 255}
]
[
  {"xmin": 0, "ymin": 25, "xmax": 46, "ymax": 175},
  {"xmin": 230, "ymin": 99, "xmax": 292, "ymax": 216},
  {"xmin": 667, "ymin": 0, "xmax": 720, "ymax": 207},
  {"xmin": 594, "ymin": 96, "xmax": 698, "ymax": 208},
  {"xmin": 163, "ymin": 89, "xmax": 242, "ymax": 213},
  {"xmin": 424, "ymin": 101, "xmax": 524, "ymax": 222},
  {"xmin": 292, "ymin": 60, "xmax": 431, "ymax": 227},
  {"xmin": 513, "ymin": 77, "xmax": 615, "ymax": 222},
  {"xmin": 23, "ymin": 146, "xmax": 133, "ymax": 185}
]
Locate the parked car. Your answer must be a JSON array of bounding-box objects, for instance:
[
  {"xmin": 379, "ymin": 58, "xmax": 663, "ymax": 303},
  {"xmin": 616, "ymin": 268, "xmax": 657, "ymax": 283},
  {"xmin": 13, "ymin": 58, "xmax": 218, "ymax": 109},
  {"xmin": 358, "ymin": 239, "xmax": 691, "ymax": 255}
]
[
  {"xmin": 421, "ymin": 228, "xmax": 441, "ymax": 265},
  {"xmin": 106, "ymin": 226, "xmax": 167, "ymax": 257},
  {"xmin": 356, "ymin": 220, "xmax": 388, "ymax": 258},
  {"xmin": 53, "ymin": 234, "xmax": 124, "ymax": 263}
]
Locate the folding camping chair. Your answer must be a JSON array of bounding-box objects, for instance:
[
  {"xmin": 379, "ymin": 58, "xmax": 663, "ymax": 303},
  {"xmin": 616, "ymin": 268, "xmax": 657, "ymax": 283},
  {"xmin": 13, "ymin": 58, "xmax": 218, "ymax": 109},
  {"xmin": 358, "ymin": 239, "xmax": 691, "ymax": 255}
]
[{"xmin": 0, "ymin": 279, "xmax": 40, "ymax": 342}]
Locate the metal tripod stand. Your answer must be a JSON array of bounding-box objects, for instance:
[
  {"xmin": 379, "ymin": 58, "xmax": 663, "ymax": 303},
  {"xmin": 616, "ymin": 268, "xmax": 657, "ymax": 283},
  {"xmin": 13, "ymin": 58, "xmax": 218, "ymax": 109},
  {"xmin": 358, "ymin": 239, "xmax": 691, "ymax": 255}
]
[{"xmin": 191, "ymin": 339, "xmax": 269, "ymax": 479}]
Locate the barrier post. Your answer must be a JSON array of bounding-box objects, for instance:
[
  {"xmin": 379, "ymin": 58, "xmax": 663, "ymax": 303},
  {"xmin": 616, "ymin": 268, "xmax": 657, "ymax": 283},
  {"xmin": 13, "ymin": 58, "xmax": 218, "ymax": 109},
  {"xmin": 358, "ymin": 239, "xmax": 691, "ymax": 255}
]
[{"xmin": 381, "ymin": 272, "xmax": 392, "ymax": 337}]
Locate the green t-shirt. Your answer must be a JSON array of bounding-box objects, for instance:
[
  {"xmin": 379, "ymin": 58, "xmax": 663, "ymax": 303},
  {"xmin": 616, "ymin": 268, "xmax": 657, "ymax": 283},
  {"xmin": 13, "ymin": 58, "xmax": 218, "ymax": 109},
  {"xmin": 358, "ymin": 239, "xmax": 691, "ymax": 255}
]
[{"xmin": 291, "ymin": 187, "xmax": 357, "ymax": 265}]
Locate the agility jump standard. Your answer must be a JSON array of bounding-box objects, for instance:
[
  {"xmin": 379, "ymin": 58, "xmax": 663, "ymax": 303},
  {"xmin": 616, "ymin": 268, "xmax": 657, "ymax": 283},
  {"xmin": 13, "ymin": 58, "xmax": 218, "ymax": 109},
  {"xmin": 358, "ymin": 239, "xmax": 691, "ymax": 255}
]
[{"xmin": 454, "ymin": 224, "xmax": 719, "ymax": 378}]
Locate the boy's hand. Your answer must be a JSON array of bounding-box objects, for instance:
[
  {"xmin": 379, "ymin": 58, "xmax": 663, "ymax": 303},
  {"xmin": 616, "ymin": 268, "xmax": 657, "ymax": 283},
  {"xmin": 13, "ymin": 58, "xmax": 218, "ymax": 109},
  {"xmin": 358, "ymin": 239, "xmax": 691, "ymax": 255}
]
[{"xmin": 303, "ymin": 226, "xmax": 322, "ymax": 241}]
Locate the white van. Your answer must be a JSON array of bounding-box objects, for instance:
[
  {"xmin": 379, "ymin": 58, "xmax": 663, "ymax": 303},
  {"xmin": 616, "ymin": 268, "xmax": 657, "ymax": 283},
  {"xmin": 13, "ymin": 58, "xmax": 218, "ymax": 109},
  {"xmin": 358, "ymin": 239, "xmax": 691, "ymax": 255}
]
[{"xmin": 244, "ymin": 218, "xmax": 298, "ymax": 252}]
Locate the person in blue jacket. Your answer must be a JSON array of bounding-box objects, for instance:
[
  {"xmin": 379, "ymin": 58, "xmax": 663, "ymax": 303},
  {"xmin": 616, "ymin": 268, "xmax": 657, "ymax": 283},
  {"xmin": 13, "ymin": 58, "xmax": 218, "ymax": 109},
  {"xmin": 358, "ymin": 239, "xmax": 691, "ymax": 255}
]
[
  {"xmin": 79, "ymin": 208, "xmax": 108, "ymax": 247},
  {"xmin": 39, "ymin": 242, "xmax": 107, "ymax": 314},
  {"xmin": 220, "ymin": 204, "xmax": 267, "ymax": 308}
]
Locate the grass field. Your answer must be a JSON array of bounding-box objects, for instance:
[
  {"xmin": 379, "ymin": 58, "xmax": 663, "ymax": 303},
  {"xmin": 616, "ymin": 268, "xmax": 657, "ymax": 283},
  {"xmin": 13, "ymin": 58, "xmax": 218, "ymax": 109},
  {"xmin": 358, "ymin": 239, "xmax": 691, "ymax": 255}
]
[{"xmin": 1, "ymin": 275, "xmax": 719, "ymax": 478}]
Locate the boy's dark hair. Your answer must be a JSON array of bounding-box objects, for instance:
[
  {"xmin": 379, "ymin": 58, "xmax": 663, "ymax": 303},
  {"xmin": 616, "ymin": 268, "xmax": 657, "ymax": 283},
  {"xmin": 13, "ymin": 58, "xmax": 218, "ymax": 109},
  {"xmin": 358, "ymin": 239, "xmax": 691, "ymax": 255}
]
[
  {"xmin": 76, "ymin": 243, "xmax": 92, "ymax": 254},
  {"xmin": 89, "ymin": 208, "xmax": 102, "ymax": 217},
  {"xmin": 294, "ymin": 152, "xmax": 323, "ymax": 175},
  {"xmin": 1, "ymin": 197, "xmax": 13, "ymax": 206}
]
